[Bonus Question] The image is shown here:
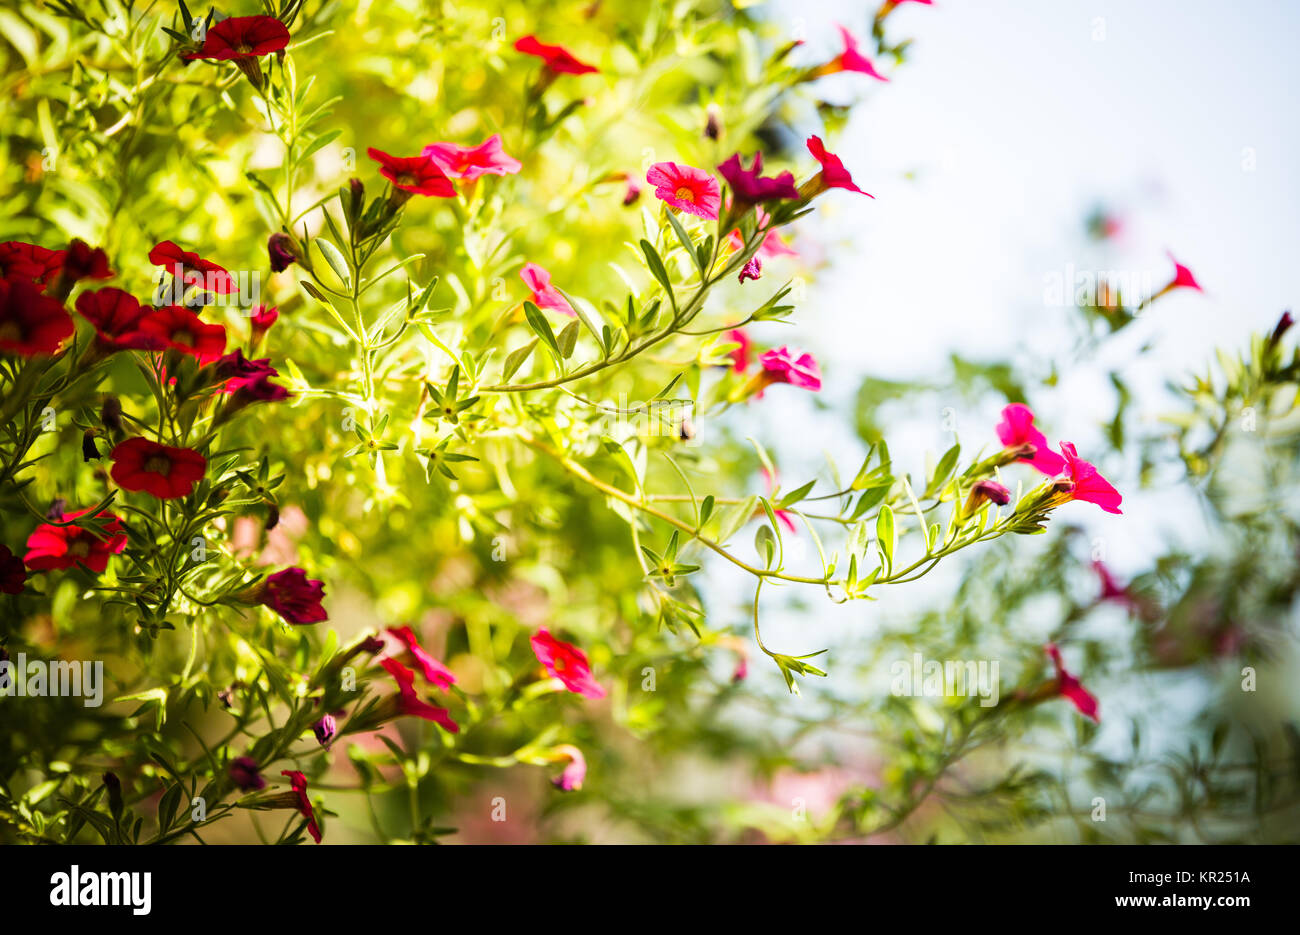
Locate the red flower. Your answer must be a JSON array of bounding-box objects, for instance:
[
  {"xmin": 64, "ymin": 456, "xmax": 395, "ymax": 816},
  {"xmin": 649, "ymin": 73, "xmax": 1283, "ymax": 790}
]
[
  {"xmin": 0, "ymin": 241, "xmax": 65, "ymax": 288},
  {"xmin": 520, "ymin": 263, "xmax": 576, "ymax": 317},
  {"xmin": 75, "ymin": 288, "xmax": 165, "ymax": 352},
  {"xmin": 148, "ymin": 241, "xmax": 236, "ymax": 294},
  {"xmin": 267, "ymin": 234, "xmax": 298, "ymax": 273},
  {"xmin": 717, "ymin": 152, "xmax": 799, "ymax": 205},
  {"xmin": 726, "ymin": 328, "xmax": 752, "ymax": 372},
  {"xmin": 185, "ymin": 16, "xmax": 290, "ymax": 61},
  {"xmin": 109, "ymin": 437, "xmax": 207, "ymax": 500},
  {"xmin": 386, "ymin": 625, "xmax": 456, "ymax": 689},
  {"xmin": 805, "ymin": 135, "xmax": 873, "ymax": 197},
  {"xmin": 280, "ymin": 770, "xmax": 322, "ymax": 843},
  {"xmin": 58, "ymin": 240, "xmax": 114, "ymax": 284},
  {"xmin": 24, "ymin": 508, "xmax": 127, "ymax": 575},
  {"xmin": 1057, "ymin": 442, "xmax": 1123, "ymax": 515},
  {"xmin": 819, "ymin": 24, "xmax": 889, "ymax": 81},
  {"xmin": 250, "ymin": 304, "xmax": 278, "ymax": 343},
  {"xmin": 422, "ymin": 135, "xmax": 522, "ymax": 180},
  {"xmin": 758, "ymin": 346, "xmax": 822, "ymax": 392},
  {"xmin": 366, "ymin": 148, "xmax": 455, "ymax": 197},
  {"xmin": 1045, "ymin": 643, "xmax": 1100, "ymax": 723},
  {"xmin": 514, "ymin": 35, "xmax": 598, "ymax": 75},
  {"xmin": 229, "ymin": 756, "xmax": 265, "ymax": 791},
  {"xmin": 379, "ymin": 657, "xmax": 459, "ymax": 732},
  {"xmin": 1164, "ymin": 251, "xmax": 1202, "ymax": 293},
  {"xmin": 995, "ymin": 403, "xmax": 1065, "ymax": 476},
  {"xmin": 0, "ymin": 276, "xmax": 74, "ymax": 356},
  {"xmin": 530, "ymin": 628, "xmax": 605, "ymax": 699},
  {"xmin": 257, "ymin": 567, "xmax": 327, "ymax": 624},
  {"xmin": 645, "ymin": 162, "xmax": 721, "ymax": 220},
  {"xmin": 137, "ymin": 304, "xmax": 227, "ymax": 363},
  {"xmin": 0, "ymin": 544, "xmax": 28, "ymax": 594}
]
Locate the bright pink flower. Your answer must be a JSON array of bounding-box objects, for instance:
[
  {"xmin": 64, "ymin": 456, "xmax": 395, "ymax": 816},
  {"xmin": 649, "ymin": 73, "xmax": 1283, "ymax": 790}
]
[
  {"xmin": 514, "ymin": 35, "xmax": 598, "ymax": 75},
  {"xmin": 728, "ymin": 209, "xmax": 798, "ymax": 260},
  {"xmin": 184, "ymin": 16, "xmax": 290, "ymax": 62},
  {"xmin": 738, "ymin": 256, "xmax": 762, "ymax": 283},
  {"xmin": 1092, "ymin": 560, "xmax": 1129, "ymax": 603},
  {"xmin": 645, "ymin": 162, "xmax": 721, "ymax": 220},
  {"xmin": 826, "ymin": 24, "xmax": 889, "ymax": 81},
  {"xmin": 520, "ymin": 262, "xmax": 576, "ymax": 317},
  {"xmin": 386, "ymin": 624, "xmax": 456, "ymax": 689},
  {"xmin": 806, "ymin": 135, "xmax": 873, "ymax": 197},
  {"xmin": 1045, "ymin": 644, "xmax": 1099, "ymax": 723},
  {"xmin": 281, "ymin": 770, "xmax": 322, "ymax": 843},
  {"xmin": 148, "ymin": 241, "xmax": 236, "ymax": 294},
  {"xmin": 995, "ymin": 403, "xmax": 1066, "ymax": 476},
  {"xmin": 550, "ymin": 745, "xmax": 587, "ymax": 791},
  {"xmin": 531, "ymin": 628, "xmax": 605, "ymax": 699},
  {"xmin": 366, "ymin": 148, "xmax": 456, "ymax": 197},
  {"xmin": 717, "ymin": 152, "xmax": 799, "ymax": 204},
  {"xmin": 24, "ymin": 508, "xmax": 127, "ymax": 575},
  {"xmin": 726, "ymin": 328, "xmax": 752, "ymax": 372},
  {"xmin": 1165, "ymin": 251, "xmax": 1202, "ymax": 293},
  {"xmin": 759, "ymin": 346, "xmax": 822, "ymax": 392},
  {"xmin": 380, "ymin": 657, "xmax": 459, "ymax": 732},
  {"xmin": 422, "ymin": 135, "xmax": 522, "ymax": 180},
  {"xmin": 257, "ymin": 567, "xmax": 327, "ymax": 624},
  {"xmin": 1058, "ymin": 442, "xmax": 1123, "ymax": 515}
]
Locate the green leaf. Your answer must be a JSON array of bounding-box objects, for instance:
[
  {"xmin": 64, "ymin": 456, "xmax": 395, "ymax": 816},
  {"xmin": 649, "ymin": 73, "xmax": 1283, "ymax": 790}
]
[
  {"xmin": 523, "ymin": 301, "xmax": 562, "ymax": 363},
  {"xmin": 876, "ymin": 504, "xmax": 896, "ymax": 572},
  {"xmin": 926, "ymin": 443, "xmax": 961, "ymax": 496},
  {"xmin": 502, "ymin": 339, "xmax": 537, "ymax": 381},
  {"xmin": 557, "ymin": 319, "xmax": 581, "ymax": 359},
  {"xmin": 639, "ymin": 239, "xmax": 674, "ymax": 303},
  {"xmin": 314, "ymin": 238, "xmax": 352, "ymax": 288},
  {"xmin": 778, "ymin": 479, "xmax": 816, "ymax": 509}
]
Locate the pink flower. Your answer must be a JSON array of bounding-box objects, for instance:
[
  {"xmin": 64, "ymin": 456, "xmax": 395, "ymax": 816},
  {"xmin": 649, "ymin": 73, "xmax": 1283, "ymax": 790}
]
[
  {"xmin": 1058, "ymin": 442, "xmax": 1123, "ymax": 515},
  {"xmin": 520, "ymin": 262, "xmax": 576, "ymax": 317},
  {"xmin": 645, "ymin": 162, "xmax": 721, "ymax": 220},
  {"xmin": 727, "ymin": 208, "xmax": 798, "ymax": 259},
  {"xmin": 758, "ymin": 346, "xmax": 822, "ymax": 392},
  {"xmin": 726, "ymin": 328, "xmax": 752, "ymax": 372},
  {"xmin": 386, "ymin": 624, "xmax": 456, "ymax": 689},
  {"xmin": 1045, "ymin": 643, "xmax": 1100, "ymax": 723},
  {"xmin": 250, "ymin": 304, "xmax": 278, "ymax": 343},
  {"xmin": 379, "ymin": 657, "xmax": 459, "ymax": 733},
  {"xmin": 817, "ymin": 24, "xmax": 889, "ymax": 81},
  {"xmin": 717, "ymin": 153, "xmax": 800, "ymax": 205},
  {"xmin": 995, "ymin": 403, "xmax": 1066, "ymax": 476},
  {"xmin": 531, "ymin": 628, "xmax": 605, "ymax": 699},
  {"xmin": 422, "ymin": 135, "xmax": 522, "ymax": 180},
  {"xmin": 1165, "ymin": 251, "xmax": 1202, "ymax": 293},
  {"xmin": 805, "ymin": 135, "xmax": 873, "ymax": 197},
  {"xmin": 281, "ymin": 770, "xmax": 323, "ymax": 843},
  {"xmin": 1093, "ymin": 560, "xmax": 1129, "ymax": 603},
  {"xmin": 366, "ymin": 148, "xmax": 456, "ymax": 197},
  {"xmin": 550, "ymin": 745, "xmax": 587, "ymax": 791},
  {"xmin": 738, "ymin": 257, "xmax": 762, "ymax": 283},
  {"xmin": 514, "ymin": 35, "xmax": 598, "ymax": 75}
]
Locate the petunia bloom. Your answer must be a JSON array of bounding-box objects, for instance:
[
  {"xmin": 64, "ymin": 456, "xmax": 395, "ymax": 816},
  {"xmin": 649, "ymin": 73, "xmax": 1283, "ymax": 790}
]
[
  {"xmin": 1045, "ymin": 643, "xmax": 1100, "ymax": 722},
  {"xmin": 809, "ymin": 24, "xmax": 890, "ymax": 81},
  {"xmin": 1057, "ymin": 442, "xmax": 1123, "ymax": 515},
  {"xmin": 52, "ymin": 240, "xmax": 113, "ymax": 298},
  {"xmin": 366, "ymin": 148, "xmax": 455, "ymax": 198},
  {"xmin": 756, "ymin": 346, "xmax": 822, "ymax": 392},
  {"xmin": 514, "ymin": 35, "xmax": 598, "ymax": 75},
  {"xmin": 379, "ymin": 657, "xmax": 459, "ymax": 733},
  {"xmin": 229, "ymin": 756, "xmax": 265, "ymax": 791},
  {"xmin": 0, "ymin": 544, "xmax": 28, "ymax": 595},
  {"xmin": 250, "ymin": 304, "xmax": 279, "ymax": 344},
  {"xmin": 184, "ymin": 16, "xmax": 290, "ymax": 62},
  {"xmin": 281, "ymin": 770, "xmax": 323, "ymax": 843},
  {"xmin": 148, "ymin": 241, "xmax": 236, "ymax": 294},
  {"xmin": 422, "ymin": 135, "xmax": 522, "ymax": 180},
  {"xmin": 549, "ymin": 745, "xmax": 587, "ymax": 792},
  {"xmin": 267, "ymin": 233, "xmax": 299, "ymax": 273},
  {"xmin": 0, "ymin": 241, "xmax": 65, "ymax": 288},
  {"xmin": 646, "ymin": 162, "xmax": 721, "ymax": 220},
  {"xmin": 726, "ymin": 328, "xmax": 752, "ymax": 373},
  {"xmin": 110, "ymin": 437, "xmax": 207, "ymax": 500},
  {"xmin": 995, "ymin": 403, "xmax": 1066, "ymax": 476},
  {"xmin": 0, "ymin": 276, "xmax": 74, "ymax": 356},
  {"xmin": 1155, "ymin": 251, "xmax": 1202, "ymax": 298},
  {"xmin": 803, "ymin": 135, "xmax": 873, "ymax": 198},
  {"xmin": 251, "ymin": 567, "xmax": 328, "ymax": 624},
  {"xmin": 75, "ymin": 288, "xmax": 165, "ymax": 353},
  {"xmin": 24, "ymin": 509, "xmax": 127, "ymax": 575},
  {"xmin": 520, "ymin": 262, "xmax": 576, "ymax": 317},
  {"xmin": 137, "ymin": 304, "xmax": 227, "ymax": 364},
  {"xmin": 386, "ymin": 624, "xmax": 457, "ymax": 689},
  {"xmin": 530, "ymin": 628, "xmax": 605, "ymax": 699},
  {"xmin": 717, "ymin": 152, "xmax": 800, "ymax": 205}
]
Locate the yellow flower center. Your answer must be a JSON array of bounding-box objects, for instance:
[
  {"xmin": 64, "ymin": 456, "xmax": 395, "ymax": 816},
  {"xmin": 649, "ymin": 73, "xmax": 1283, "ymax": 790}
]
[
  {"xmin": 145, "ymin": 456, "xmax": 172, "ymax": 476},
  {"xmin": 674, "ymin": 186, "xmax": 696, "ymax": 203}
]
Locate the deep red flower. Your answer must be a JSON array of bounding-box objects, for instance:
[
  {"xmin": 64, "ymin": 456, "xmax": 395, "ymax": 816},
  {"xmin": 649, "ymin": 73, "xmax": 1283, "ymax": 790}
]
[
  {"xmin": 58, "ymin": 240, "xmax": 113, "ymax": 284},
  {"xmin": 0, "ymin": 276, "xmax": 74, "ymax": 356},
  {"xmin": 229, "ymin": 756, "xmax": 265, "ymax": 791},
  {"xmin": 422, "ymin": 135, "xmax": 522, "ymax": 180},
  {"xmin": 379, "ymin": 657, "xmax": 460, "ymax": 732},
  {"xmin": 0, "ymin": 544, "xmax": 28, "ymax": 594},
  {"xmin": 717, "ymin": 152, "xmax": 800, "ymax": 204},
  {"xmin": 267, "ymin": 233, "xmax": 298, "ymax": 273},
  {"xmin": 215, "ymin": 349, "xmax": 277, "ymax": 390},
  {"xmin": 995, "ymin": 403, "xmax": 1065, "ymax": 476},
  {"xmin": 386, "ymin": 624, "xmax": 456, "ymax": 689},
  {"xmin": 805, "ymin": 135, "xmax": 873, "ymax": 197},
  {"xmin": 185, "ymin": 16, "xmax": 290, "ymax": 61},
  {"xmin": 1058, "ymin": 442, "xmax": 1123, "ymax": 514},
  {"xmin": 530, "ymin": 628, "xmax": 605, "ymax": 699},
  {"xmin": 1045, "ymin": 643, "xmax": 1100, "ymax": 723},
  {"xmin": 281, "ymin": 770, "xmax": 322, "ymax": 843},
  {"xmin": 109, "ymin": 437, "xmax": 207, "ymax": 500},
  {"xmin": 257, "ymin": 567, "xmax": 327, "ymax": 624},
  {"xmin": 75, "ymin": 288, "xmax": 166, "ymax": 352},
  {"xmin": 250, "ymin": 304, "xmax": 278, "ymax": 343},
  {"xmin": 0, "ymin": 241, "xmax": 65, "ymax": 287},
  {"xmin": 312, "ymin": 714, "xmax": 338, "ymax": 748},
  {"xmin": 514, "ymin": 35, "xmax": 599, "ymax": 75},
  {"xmin": 136, "ymin": 304, "xmax": 227, "ymax": 363},
  {"xmin": 646, "ymin": 162, "xmax": 721, "ymax": 220},
  {"xmin": 24, "ymin": 508, "xmax": 127, "ymax": 575},
  {"xmin": 366, "ymin": 148, "xmax": 455, "ymax": 197},
  {"xmin": 148, "ymin": 241, "xmax": 236, "ymax": 294},
  {"xmin": 520, "ymin": 262, "xmax": 576, "ymax": 317}
]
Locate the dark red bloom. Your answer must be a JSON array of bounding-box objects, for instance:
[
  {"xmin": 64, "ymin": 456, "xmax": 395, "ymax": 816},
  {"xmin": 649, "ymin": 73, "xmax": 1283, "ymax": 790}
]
[
  {"xmin": 0, "ymin": 276, "xmax": 74, "ymax": 356},
  {"xmin": 250, "ymin": 305, "xmax": 278, "ymax": 343},
  {"xmin": 136, "ymin": 304, "xmax": 227, "ymax": 363},
  {"xmin": 185, "ymin": 16, "xmax": 291, "ymax": 61},
  {"xmin": 148, "ymin": 241, "xmax": 236, "ymax": 294},
  {"xmin": 379, "ymin": 657, "xmax": 460, "ymax": 733},
  {"xmin": 24, "ymin": 508, "xmax": 127, "ymax": 575},
  {"xmin": 267, "ymin": 233, "xmax": 298, "ymax": 273},
  {"xmin": 386, "ymin": 624, "xmax": 457, "ymax": 689},
  {"xmin": 281, "ymin": 770, "xmax": 322, "ymax": 843},
  {"xmin": 110, "ymin": 437, "xmax": 207, "ymax": 500},
  {"xmin": 0, "ymin": 544, "xmax": 28, "ymax": 594},
  {"xmin": 366, "ymin": 148, "xmax": 455, "ymax": 197},
  {"xmin": 215, "ymin": 349, "xmax": 277, "ymax": 390},
  {"xmin": 530, "ymin": 628, "xmax": 605, "ymax": 699},
  {"xmin": 1045, "ymin": 643, "xmax": 1100, "ymax": 722},
  {"xmin": 258, "ymin": 567, "xmax": 327, "ymax": 624},
  {"xmin": 0, "ymin": 241, "xmax": 65, "ymax": 287},
  {"xmin": 58, "ymin": 240, "xmax": 113, "ymax": 284},
  {"xmin": 75, "ymin": 288, "xmax": 165, "ymax": 352},
  {"xmin": 229, "ymin": 756, "xmax": 265, "ymax": 791},
  {"xmin": 514, "ymin": 35, "xmax": 599, "ymax": 75},
  {"xmin": 717, "ymin": 152, "xmax": 800, "ymax": 204}
]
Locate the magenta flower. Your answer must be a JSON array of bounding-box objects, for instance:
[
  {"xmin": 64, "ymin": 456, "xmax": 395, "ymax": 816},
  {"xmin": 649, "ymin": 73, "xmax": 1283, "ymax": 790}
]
[
  {"xmin": 1164, "ymin": 251, "xmax": 1202, "ymax": 293},
  {"xmin": 366, "ymin": 148, "xmax": 455, "ymax": 197},
  {"xmin": 821, "ymin": 24, "xmax": 889, "ymax": 81},
  {"xmin": 550, "ymin": 745, "xmax": 587, "ymax": 792},
  {"xmin": 1058, "ymin": 442, "xmax": 1123, "ymax": 515},
  {"xmin": 229, "ymin": 756, "xmax": 265, "ymax": 791},
  {"xmin": 645, "ymin": 162, "xmax": 721, "ymax": 220},
  {"xmin": 1045, "ymin": 644, "xmax": 1100, "ymax": 723},
  {"xmin": 995, "ymin": 403, "xmax": 1066, "ymax": 476},
  {"xmin": 281, "ymin": 770, "xmax": 323, "ymax": 843},
  {"xmin": 422, "ymin": 135, "xmax": 522, "ymax": 180},
  {"xmin": 717, "ymin": 153, "xmax": 800, "ymax": 205},
  {"xmin": 758, "ymin": 346, "xmax": 822, "ymax": 392},
  {"xmin": 964, "ymin": 479, "xmax": 1011, "ymax": 515},
  {"xmin": 514, "ymin": 35, "xmax": 599, "ymax": 75},
  {"xmin": 531, "ymin": 628, "xmax": 605, "ymax": 699},
  {"xmin": 805, "ymin": 135, "xmax": 873, "ymax": 197},
  {"xmin": 520, "ymin": 262, "xmax": 576, "ymax": 317},
  {"xmin": 253, "ymin": 567, "xmax": 327, "ymax": 624},
  {"xmin": 379, "ymin": 657, "xmax": 459, "ymax": 733},
  {"xmin": 728, "ymin": 208, "xmax": 798, "ymax": 259},
  {"xmin": 738, "ymin": 256, "xmax": 762, "ymax": 283},
  {"xmin": 726, "ymin": 328, "xmax": 752, "ymax": 372},
  {"xmin": 386, "ymin": 624, "xmax": 456, "ymax": 690}
]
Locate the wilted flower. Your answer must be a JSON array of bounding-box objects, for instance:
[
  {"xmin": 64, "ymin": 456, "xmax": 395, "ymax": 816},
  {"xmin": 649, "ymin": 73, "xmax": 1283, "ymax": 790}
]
[
  {"xmin": 229, "ymin": 756, "xmax": 265, "ymax": 791},
  {"xmin": 267, "ymin": 233, "xmax": 299, "ymax": 273},
  {"xmin": 242, "ymin": 567, "xmax": 327, "ymax": 624},
  {"xmin": 738, "ymin": 256, "xmax": 762, "ymax": 283}
]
